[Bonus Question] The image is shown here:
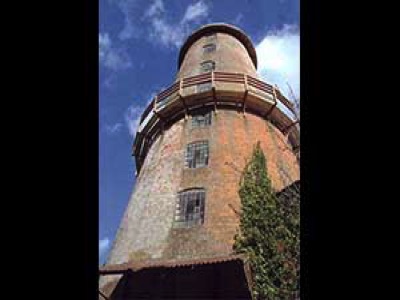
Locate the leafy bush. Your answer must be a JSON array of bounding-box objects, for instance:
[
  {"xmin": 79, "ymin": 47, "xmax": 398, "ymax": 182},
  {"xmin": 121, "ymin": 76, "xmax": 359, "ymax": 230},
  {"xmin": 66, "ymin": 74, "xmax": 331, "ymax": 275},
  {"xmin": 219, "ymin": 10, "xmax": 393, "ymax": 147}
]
[{"xmin": 234, "ymin": 142, "xmax": 299, "ymax": 299}]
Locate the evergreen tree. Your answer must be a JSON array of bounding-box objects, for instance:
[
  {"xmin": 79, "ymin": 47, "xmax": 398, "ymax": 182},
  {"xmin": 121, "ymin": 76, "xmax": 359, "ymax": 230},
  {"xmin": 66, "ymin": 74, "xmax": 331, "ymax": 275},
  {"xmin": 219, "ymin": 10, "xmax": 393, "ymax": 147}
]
[{"xmin": 234, "ymin": 142, "xmax": 300, "ymax": 299}]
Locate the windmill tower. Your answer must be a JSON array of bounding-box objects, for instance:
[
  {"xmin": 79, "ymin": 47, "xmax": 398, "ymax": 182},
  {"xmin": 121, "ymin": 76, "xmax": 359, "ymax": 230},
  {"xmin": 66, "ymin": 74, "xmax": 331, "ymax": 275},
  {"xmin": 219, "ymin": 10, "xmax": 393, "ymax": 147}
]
[{"xmin": 99, "ymin": 23, "xmax": 300, "ymax": 299}]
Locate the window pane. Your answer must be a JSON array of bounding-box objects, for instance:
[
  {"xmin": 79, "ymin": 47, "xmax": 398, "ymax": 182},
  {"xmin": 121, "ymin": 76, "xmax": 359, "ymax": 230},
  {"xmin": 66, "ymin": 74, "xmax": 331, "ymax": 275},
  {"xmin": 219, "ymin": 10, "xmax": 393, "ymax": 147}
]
[
  {"xmin": 192, "ymin": 111, "xmax": 212, "ymax": 128},
  {"xmin": 203, "ymin": 43, "xmax": 216, "ymax": 53},
  {"xmin": 185, "ymin": 141, "xmax": 209, "ymax": 168},
  {"xmin": 186, "ymin": 200, "xmax": 194, "ymax": 214},
  {"xmin": 200, "ymin": 61, "xmax": 215, "ymax": 73},
  {"xmin": 196, "ymin": 82, "xmax": 212, "ymax": 93},
  {"xmin": 175, "ymin": 189, "xmax": 205, "ymax": 227}
]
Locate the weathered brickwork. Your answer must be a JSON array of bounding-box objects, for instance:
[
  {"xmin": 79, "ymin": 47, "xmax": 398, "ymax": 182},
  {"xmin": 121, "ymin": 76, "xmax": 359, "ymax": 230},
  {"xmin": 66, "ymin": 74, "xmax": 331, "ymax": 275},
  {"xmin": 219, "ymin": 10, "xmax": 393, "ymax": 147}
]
[
  {"xmin": 100, "ymin": 24, "xmax": 299, "ymax": 296},
  {"xmin": 107, "ymin": 121, "xmax": 186, "ymax": 266},
  {"xmin": 105, "ymin": 110, "xmax": 298, "ymax": 266}
]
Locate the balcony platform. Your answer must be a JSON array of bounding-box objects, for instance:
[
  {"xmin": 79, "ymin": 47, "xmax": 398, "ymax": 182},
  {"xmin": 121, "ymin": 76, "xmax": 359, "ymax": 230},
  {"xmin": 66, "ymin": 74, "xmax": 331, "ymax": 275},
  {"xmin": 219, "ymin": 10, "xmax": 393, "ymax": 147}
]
[{"xmin": 134, "ymin": 71, "xmax": 300, "ymax": 173}]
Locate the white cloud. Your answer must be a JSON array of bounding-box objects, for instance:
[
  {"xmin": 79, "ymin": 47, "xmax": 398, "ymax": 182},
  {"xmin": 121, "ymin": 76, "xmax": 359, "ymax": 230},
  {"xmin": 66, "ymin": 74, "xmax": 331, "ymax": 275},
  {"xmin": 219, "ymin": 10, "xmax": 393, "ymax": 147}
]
[
  {"xmin": 113, "ymin": 0, "xmax": 141, "ymax": 41},
  {"xmin": 143, "ymin": 0, "xmax": 209, "ymax": 49},
  {"xmin": 105, "ymin": 50, "xmax": 132, "ymax": 70},
  {"xmin": 119, "ymin": 20, "xmax": 136, "ymax": 41},
  {"xmin": 233, "ymin": 13, "xmax": 244, "ymax": 26},
  {"xmin": 125, "ymin": 104, "xmax": 145, "ymax": 136},
  {"xmin": 255, "ymin": 24, "xmax": 300, "ymax": 102},
  {"xmin": 124, "ymin": 90, "xmax": 158, "ymax": 136},
  {"xmin": 149, "ymin": 18, "xmax": 186, "ymax": 49},
  {"xmin": 104, "ymin": 73, "xmax": 117, "ymax": 88},
  {"xmin": 99, "ymin": 237, "xmax": 110, "ymax": 257},
  {"xmin": 99, "ymin": 32, "xmax": 132, "ymax": 71},
  {"xmin": 99, "ymin": 33, "xmax": 111, "ymax": 60},
  {"xmin": 112, "ymin": 0, "xmax": 209, "ymax": 48},
  {"xmin": 105, "ymin": 122, "xmax": 123, "ymax": 134},
  {"xmin": 181, "ymin": 1, "xmax": 209, "ymax": 24},
  {"xmin": 144, "ymin": 0, "xmax": 164, "ymax": 18}
]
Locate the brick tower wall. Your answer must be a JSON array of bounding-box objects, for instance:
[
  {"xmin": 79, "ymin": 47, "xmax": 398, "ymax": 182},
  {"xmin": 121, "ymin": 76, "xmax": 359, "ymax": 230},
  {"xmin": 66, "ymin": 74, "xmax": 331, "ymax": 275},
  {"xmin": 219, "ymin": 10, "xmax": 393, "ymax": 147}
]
[
  {"xmin": 177, "ymin": 32, "xmax": 258, "ymax": 80},
  {"xmin": 106, "ymin": 110, "xmax": 299, "ymax": 266},
  {"xmin": 100, "ymin": 24, "xmax": 299, "ymax": 295}
]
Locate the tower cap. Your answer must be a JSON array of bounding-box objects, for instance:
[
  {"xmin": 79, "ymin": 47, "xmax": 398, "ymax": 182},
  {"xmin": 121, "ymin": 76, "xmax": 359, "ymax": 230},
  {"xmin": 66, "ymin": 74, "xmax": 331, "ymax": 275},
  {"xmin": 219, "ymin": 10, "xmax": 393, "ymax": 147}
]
[{"xmin": 178, "ymin": 23, "xmax": 258, "ymax": 70}]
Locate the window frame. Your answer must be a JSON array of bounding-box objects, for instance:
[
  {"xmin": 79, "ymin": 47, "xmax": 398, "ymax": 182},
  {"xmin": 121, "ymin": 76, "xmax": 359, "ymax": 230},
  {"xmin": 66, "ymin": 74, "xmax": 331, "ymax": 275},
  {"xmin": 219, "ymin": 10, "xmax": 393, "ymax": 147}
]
[
  {"xmin": 200, "ymin": 60, "xmax": 216, "ymax": 73},
  {"xmin": 196, "ymin": 81, "xmax": 212, "ymax": 93},
  {"xmin": 185, "ymin": 140, "xmax": 209, "ymax": 169},
  {"xmin": 174, "ymin": 188, "xmax": 206, "ymax": 228},
  {"xmin": 203, "ymin": 43, "xmax": 216, "ymax": 54},
  {"xmin": 191, "ymin": 111, "xmax": 212, "ymax": 128}
]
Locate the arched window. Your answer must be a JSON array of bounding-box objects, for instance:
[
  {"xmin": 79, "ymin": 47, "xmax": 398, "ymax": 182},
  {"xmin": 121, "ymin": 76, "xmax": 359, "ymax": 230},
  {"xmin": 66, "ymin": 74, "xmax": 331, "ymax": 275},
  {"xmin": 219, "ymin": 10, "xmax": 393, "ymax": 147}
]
[{"xmin": 174, "ymin": 188, "xmax": 205, "ymax": 227}]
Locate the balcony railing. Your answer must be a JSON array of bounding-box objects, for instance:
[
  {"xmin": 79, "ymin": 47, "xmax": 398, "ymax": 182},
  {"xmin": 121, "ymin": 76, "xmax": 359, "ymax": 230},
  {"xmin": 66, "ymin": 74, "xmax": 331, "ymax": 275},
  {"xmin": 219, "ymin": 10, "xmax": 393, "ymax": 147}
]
[{"xmin": 134, "ymin": 71, "xmax": 300, "ymax": 173}]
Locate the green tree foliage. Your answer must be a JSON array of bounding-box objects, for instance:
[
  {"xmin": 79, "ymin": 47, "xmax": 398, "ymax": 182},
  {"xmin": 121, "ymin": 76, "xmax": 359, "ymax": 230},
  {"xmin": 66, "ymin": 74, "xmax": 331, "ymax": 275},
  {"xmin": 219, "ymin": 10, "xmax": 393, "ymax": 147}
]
[{"xmin": 234, "ymin": 142, "xmax": 300, "ymax": 299}]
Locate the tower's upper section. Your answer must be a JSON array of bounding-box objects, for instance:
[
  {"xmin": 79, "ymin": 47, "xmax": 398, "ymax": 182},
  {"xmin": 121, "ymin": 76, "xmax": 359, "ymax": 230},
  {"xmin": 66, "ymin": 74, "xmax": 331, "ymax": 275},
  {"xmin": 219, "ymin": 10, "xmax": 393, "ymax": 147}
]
[
  {"xmin": 177, "ymin": 23, "xmax": 258, "ymax": 79},
  {"xmin": 133, "ymin": 23, "xmax": 300, "ymax": 174}
]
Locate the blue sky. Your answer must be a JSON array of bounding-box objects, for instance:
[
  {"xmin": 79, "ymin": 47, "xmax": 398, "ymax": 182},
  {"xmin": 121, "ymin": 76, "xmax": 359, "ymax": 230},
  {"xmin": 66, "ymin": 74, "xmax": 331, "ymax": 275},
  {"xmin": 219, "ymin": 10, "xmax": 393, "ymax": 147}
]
[{"xmin": 99, "ymin": 0, "xmax": 300, "ymax": 264}]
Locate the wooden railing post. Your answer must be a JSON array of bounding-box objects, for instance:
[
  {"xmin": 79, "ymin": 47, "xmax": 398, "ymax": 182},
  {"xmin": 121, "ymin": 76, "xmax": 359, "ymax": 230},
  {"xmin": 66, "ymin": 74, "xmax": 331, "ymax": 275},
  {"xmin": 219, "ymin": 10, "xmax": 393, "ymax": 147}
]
[
  {"xmin": 153, "ymin": 95, "xmax": 158, "ymax": 112},
  {"xmin": 178, "ymin": 79, "xmax": 189, "ymax": 120},
  {"xmin": 242, "ymin": 74, "xmax": 248, "ymax": 114},
  {"xmin": 273, "ymin": 84, "xmax": 278, "ymax": 102},
  {"xmin": 212, "ymin": 71, "xmax": 217, "ymax": 114},
  {"xmin": 283, "ymin": 120, "xmax": 300, "ymax": 135},
  {"xmin": 264, "ymin": 84, "xmax": 278, "ymax": 119},
  {"xmin": 153, "ymin": 94, "xmax": 165, "ymax": 134}
]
